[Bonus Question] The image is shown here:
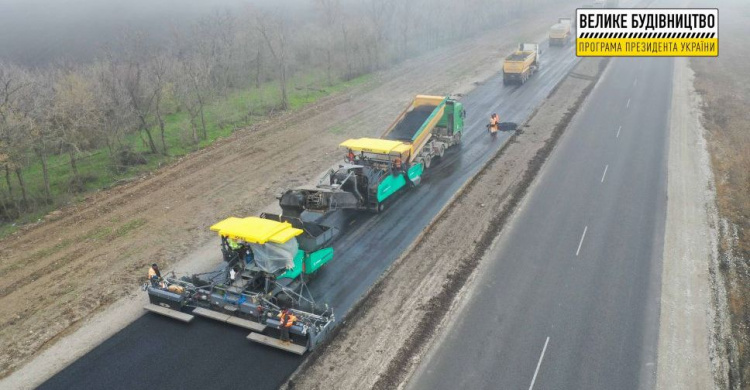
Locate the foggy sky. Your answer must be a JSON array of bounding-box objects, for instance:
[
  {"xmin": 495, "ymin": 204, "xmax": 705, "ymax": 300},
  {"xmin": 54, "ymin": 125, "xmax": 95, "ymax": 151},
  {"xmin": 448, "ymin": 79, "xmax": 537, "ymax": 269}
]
[{"xmin": 0, "ymin": 0, "xmax": 263, "ymax": 66}]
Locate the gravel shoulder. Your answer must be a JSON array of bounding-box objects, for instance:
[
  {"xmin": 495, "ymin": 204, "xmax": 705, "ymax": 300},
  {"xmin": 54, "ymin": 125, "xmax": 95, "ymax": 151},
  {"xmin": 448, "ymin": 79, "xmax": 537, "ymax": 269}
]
[
  {"xmin": 283, "ymin": 58, "xmax": 608, "ymax": 390},
  {"xmin": 655, "ymin": 57, "xmax": 723, "ymax": 390},
  {"xmin": 0, "ymin": 1, "xmax": 581, "ymax": 387}
]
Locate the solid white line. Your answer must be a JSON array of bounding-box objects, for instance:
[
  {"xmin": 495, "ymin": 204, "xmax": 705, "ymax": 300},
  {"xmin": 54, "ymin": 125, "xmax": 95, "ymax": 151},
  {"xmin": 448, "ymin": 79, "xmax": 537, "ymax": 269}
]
[
  {"xmin": 616, "ymin": 125, "xmax": 622, "ymax": 138},
  {"xmin": 600, "ymin": 164, "xmax": 609, "ymax": 183},
  {"xmin": 529, "ymin": 336, "xmax": 550, "ymax": 390},
  {"xmin": 626, "ymin": 98, "xmax": 631, "ymax": 108},
  {"xmin": 576, "ymin": 226, "xmax": 588, "ymax": 256}
]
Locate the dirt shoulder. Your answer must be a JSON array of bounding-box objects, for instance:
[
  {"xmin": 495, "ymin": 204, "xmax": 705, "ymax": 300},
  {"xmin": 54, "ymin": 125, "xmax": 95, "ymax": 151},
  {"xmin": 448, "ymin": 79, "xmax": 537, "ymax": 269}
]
[
  {"xmin": 655, "ymin": 57, "xmax": 722, "ymax": 390},
  {"xmin": 0, "ymin": 1, "xmax": 582, "ymax": 385},
  {"xmin": 283, "ymin": 58, "xmax": 608, "ymax": 390}
]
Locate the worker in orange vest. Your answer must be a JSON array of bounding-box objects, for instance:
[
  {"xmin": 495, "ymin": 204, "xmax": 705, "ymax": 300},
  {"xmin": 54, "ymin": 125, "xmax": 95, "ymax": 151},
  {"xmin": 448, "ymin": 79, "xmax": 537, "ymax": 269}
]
[
  {"xmin": 488, "ymin": 113, "xmax": 500, "ymax": 136},
  {"xmin": 347, "ymin": 149, "xmax": 356, "ymax": 163},
  {"xmin": 278, "ymin": 309, "xmax": 298, "ymax": 342}
]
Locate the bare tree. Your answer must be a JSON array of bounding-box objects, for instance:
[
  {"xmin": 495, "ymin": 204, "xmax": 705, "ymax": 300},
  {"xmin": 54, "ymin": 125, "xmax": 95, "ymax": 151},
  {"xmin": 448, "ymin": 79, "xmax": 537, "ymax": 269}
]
[
  {"xmin": 366, "ymin": 0, "xmax": 396, "ymax": 69},
  {"xmin": 0, "ymin": 62, "xmax": 32, "ymax": 213},
  {"xmin": 315, "ymin": 0, "xmax": 341, "ymax": 85},
  {"xmin": 51, "ymin": 70, "xmax": 102, "ymax": 191},
  {"xmin": 22, "ymin": 70, "xmax": 56, "ymax": 203},
  {"xmin": 120, "ymin": 32, "xmax": 159, "ymax": 155},
  {"xmin": 93, "ymin": 52, "xmax": 136, "ymax": 170},
  {"xmin": 256, "ymin": 9, "xmax": 291, "ymax": 110},
  {"xmin": 148, "ymin": 53, "xmax": 174, "ymax": 154}
]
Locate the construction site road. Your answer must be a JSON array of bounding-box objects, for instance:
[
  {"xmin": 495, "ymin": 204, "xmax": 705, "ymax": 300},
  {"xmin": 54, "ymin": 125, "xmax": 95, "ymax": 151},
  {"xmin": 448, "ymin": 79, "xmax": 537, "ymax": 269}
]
[
  {"xmin": 38, "ymin": 42, "xmax": 581, "ymax": 390},
  {"xmin": 408, "ymin": 56, "xmax": 672, "ymax": 390}
]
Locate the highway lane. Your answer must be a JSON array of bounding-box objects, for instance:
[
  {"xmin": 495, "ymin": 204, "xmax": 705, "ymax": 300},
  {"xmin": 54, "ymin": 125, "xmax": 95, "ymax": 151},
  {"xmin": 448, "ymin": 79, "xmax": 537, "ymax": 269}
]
[
  {"xmin": 40, "ymin": 42, "xmax": 580, "ymax": 390},
  {"xmin": 407, "ymin": 56, "xmax": 672, "ymax": 390}
]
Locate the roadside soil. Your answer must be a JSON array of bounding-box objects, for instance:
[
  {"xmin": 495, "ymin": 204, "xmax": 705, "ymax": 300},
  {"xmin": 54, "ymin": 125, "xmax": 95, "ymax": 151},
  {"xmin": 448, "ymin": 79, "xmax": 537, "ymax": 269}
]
[
  {"xmin": 0, "ymin": 0, "xmax": 582, "ymax": 384},
  {"xmin": 655, "ymin": 57, "xmax": 722, "ymax": 390},
  {"xmin": 689, "ymin": 0, "xmax": 750, "ymax": 387},
  {"xmin": 283, "ymin": 57, "xmax": 607, "ymax": 390}
]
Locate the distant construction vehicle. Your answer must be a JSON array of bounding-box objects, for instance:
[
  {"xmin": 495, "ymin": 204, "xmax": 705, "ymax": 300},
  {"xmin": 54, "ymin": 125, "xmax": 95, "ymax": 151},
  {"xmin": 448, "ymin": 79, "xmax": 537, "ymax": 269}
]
[
  {"xmin": 590, "ymin": 0, "xmax": 618, "ymax": 7},
  {"xmin": 279, "ymin": 95, "xmax": 465, "ymax": 216},
  {"xmin": 549, "ymin": 18, "xmax": 573, "ymax": 46},
  {"xmin": 144, "ymin": 215, "xmax": 337, "ymax": 355},
  {"xmin": 503, "ymin": 43, "xmax": 540, "ymax": 85}
]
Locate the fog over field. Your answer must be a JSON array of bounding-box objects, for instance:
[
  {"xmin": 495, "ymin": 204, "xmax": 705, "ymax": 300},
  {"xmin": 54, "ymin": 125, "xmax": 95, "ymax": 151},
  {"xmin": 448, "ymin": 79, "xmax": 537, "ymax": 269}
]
[{"xmin": 0, "ymin": 0, "xmax": 272, "ymax": 66}]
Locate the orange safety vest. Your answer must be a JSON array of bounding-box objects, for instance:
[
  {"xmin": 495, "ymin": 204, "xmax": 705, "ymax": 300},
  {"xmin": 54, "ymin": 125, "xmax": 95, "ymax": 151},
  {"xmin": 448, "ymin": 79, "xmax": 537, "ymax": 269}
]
[
  {"xmin": 278, "ymin": 311, "xmax": 297, "ymax": 328},
  {"xmin": 148, "ymin": 267, "xmax": 158, "ymax": 279},
  {"xmin": 490, "ymin": 116, "xmax": 499, "ymax": 126}
]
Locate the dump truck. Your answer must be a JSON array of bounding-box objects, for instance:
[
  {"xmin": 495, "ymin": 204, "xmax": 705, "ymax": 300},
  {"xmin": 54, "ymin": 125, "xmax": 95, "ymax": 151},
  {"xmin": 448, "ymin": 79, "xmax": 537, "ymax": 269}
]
[
  {"xmin": 503, "ymin": 43, "xmax": 540, "ymax": 85},
  {"xmin": 279, "ymin": 95, "xmax": 465, "ymax": 216},
  {"xmin": 549, "ymin": 18, "xmax": 572, "ymax": 46},
  {"xmin": 144, "ymin": 214, "xmax": 337, "ymax": 354}
]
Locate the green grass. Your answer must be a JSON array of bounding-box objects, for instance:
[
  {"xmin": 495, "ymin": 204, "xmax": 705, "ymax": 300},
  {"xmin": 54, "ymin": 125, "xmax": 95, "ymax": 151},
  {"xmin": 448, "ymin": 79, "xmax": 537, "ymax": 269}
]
[{"xmin": 0, "ymin": 72, "xmax": 373, "ymax": 237}]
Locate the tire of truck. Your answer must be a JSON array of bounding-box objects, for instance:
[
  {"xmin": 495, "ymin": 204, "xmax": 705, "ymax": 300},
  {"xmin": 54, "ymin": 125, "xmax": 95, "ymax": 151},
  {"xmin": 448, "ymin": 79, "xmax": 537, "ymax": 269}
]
[
  {"xmin": 455, "ymin": 131, "xmax": 462, "ymax": 145},
  {"xmin": 438, "ymin": 144, "xmax": 446, "ymax": 158},
  {"xmin": 424, "ymin": 155, "xmax": 432, "ymax": 169}
]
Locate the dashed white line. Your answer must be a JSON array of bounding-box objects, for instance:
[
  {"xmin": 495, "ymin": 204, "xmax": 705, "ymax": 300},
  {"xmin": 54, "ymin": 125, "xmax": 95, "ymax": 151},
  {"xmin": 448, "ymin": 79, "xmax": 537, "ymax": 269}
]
[
  {"xmin": 616, "ymin": 125, "xmax": 622, "ymax": 138},
  {"xmin": 600, "ymin": 164, "xmax": 609, "ymax": 183},
  {"xmin": 626, "ymin": 98, "xmax": 631, "ymax": 108},
  {"xmin": 529, "ymin": 336, "xmax": 550, "ymax": 390},
  {"xmin": 576, "ymin": 226, "xmax": 588, "ymax": 256}
]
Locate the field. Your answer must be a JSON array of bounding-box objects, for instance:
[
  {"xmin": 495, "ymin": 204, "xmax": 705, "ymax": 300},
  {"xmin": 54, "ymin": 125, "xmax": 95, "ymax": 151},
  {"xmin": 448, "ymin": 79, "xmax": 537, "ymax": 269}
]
[{"xmin": 691, "ymin": 0, "xmax": 750, "ymax": 386}]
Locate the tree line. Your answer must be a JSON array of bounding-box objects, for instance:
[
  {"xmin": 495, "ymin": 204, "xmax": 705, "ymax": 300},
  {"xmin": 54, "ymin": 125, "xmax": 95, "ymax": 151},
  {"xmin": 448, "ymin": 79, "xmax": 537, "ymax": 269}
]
[{"xmin": 0, "ymin": 0, "xmax": 553, "ymax": 221}]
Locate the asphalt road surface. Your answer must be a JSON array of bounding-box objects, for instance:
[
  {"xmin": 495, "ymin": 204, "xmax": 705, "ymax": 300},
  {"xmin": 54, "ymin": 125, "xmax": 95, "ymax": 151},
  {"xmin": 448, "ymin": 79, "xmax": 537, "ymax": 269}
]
[
  {"xmin": 40, "ymin": 42, "xmax": 581, "ymax": 390},
  {"xmin": 408, "ymin": 56, "xmax": 672, "ymax": 390}
]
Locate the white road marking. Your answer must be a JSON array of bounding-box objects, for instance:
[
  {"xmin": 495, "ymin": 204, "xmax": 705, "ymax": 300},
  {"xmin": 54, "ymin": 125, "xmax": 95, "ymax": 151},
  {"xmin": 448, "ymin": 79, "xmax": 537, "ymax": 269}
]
[
  {"xmin": 601, "ymin": 165, "xmax": 609, "ymax": 183},
  {"xmin": 626, "ymin": 98, "xmax": 631, "ymax": 108},
  {"xmin": 576, "ymin": 226, "xmax": 588, "ymax": 256},
  {"xmin": 616, "ymin": 125, "xmax": 622, "ymax": 138},
  {"xmin": 529, "ymin": 336, "xmax": 550, "ymax": 390}
]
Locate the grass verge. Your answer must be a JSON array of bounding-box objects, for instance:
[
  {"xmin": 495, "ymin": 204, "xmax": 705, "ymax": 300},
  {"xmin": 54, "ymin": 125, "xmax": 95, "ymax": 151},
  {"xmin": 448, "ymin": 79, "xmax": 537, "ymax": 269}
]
[{"xmin": 690, "ymin": 0, "xmax": 750, "ymax": 387}]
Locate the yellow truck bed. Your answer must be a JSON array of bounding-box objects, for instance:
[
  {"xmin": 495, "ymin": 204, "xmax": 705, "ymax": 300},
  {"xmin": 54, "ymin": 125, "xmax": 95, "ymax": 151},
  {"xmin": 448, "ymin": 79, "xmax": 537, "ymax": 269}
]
[
  {"xmin": 503, "ymin": 51, "xmax": 536, "ymax": 74},
  {"xmin": 341, "ymin": 95, "xmax": 447, "ymax": 164},
  {"xmin": 549, "ymin": 23, "xmax": 571, "ymax": 39}
]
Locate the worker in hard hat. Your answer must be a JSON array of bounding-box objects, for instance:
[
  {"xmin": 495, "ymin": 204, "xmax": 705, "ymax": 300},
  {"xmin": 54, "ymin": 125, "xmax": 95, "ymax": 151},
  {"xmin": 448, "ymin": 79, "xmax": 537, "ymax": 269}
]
[
  {"xmin": 148, "ymin": 263, "xmax": 162, "ymax": 287},
  {"xmin": 488, "ymin": 113, "xmax": 500, "ymax": 136},
  {"xmin": 278, "ymin": 308, "xmax": 298, "ymax": 343}
]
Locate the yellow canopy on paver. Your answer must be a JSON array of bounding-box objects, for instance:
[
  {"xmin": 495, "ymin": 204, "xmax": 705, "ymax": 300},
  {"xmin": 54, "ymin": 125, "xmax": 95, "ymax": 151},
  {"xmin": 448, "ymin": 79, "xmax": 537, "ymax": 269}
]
[{"xmin": 209, "ymin": 217, "xmax": 302, "ymax": 244}]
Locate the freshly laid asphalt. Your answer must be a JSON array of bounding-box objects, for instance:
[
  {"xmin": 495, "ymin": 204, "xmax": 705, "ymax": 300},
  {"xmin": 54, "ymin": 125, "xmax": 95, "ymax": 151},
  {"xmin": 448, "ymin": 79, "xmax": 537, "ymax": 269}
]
[
  {"xmin": 407, "ymin": 56, "xmax": 673, "ymax": 390},
  {"xmin": 39, "ymin": 42, "xmax": 581, "ymax": 390}
]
